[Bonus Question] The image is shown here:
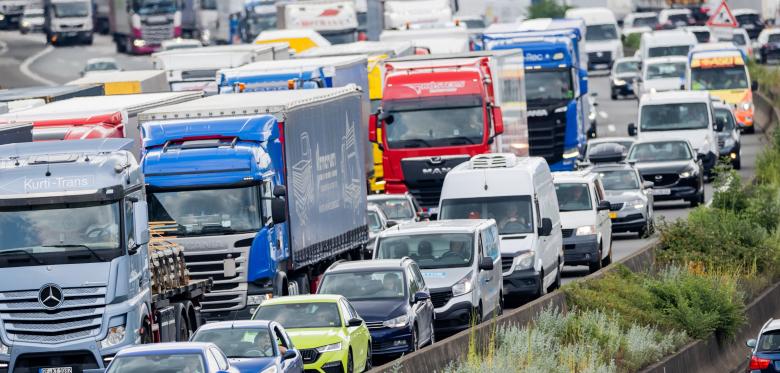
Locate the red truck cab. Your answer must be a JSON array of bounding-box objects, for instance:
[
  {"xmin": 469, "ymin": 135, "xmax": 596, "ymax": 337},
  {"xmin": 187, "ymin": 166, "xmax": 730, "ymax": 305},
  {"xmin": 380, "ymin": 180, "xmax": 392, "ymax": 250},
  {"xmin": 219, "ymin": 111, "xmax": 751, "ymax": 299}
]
[{"xmin": 26, "ymin": 112, "xmax": 125, "ymax": 141}]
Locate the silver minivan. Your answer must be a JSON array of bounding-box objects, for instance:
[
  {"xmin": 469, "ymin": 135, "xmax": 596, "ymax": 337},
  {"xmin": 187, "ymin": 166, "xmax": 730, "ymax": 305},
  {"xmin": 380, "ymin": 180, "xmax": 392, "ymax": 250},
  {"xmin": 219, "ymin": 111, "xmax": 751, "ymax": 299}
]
[{"xmin": 372, "ymin": 219, "xmax": 502, "ymax": 335}]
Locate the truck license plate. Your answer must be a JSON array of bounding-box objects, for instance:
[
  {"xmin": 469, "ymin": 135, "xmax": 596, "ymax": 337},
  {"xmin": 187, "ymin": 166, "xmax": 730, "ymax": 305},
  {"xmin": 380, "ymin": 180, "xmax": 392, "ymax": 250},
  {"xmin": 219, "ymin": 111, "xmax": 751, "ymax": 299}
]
[
  {"xmin": 40, "ymin": 368, "xmax": 73, "ymax": 373},
  {"xmin": 653, "ymin": 188, "xmax": 671, "ymax": 196}
]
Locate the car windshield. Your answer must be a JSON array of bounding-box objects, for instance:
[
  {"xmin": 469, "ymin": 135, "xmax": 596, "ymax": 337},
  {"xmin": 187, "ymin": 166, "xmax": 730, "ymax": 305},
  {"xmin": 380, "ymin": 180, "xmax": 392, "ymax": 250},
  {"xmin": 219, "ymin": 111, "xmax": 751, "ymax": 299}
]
[
  {"xmin": 599, "ymin": 170, "xmax": 640, "ymax": 190},
  {"xmin": 385, "ymin": 105, "xmax": 484, "ymax": 149},
  {"xmin": 645, "ymin": 61, "xmax": 686, "ymax": 79},
  {"xmin": 648, "ymin": 45, "xmax": 690, "ymax": 58},
  {"xmin": 0, "ymin": 201, "xmax": 123, "ymax": 267},
  {"xmin": 367, "ymin": 210, "xmax": 383, "ymax": 232},
  {"xmin": 526, "ymin": 69, "xmax": 574, "ymax": 102},
  {"xmin": 370, "ymin": 198, "xmax": 414, "ymax": 220},
  {"xmin": 134, "ymin": 0, "xmax": 177, "ymax": 15},
  {"xmin": 439, "ymin": 196, "xmax": 534, "ymax": 235},
  {"xmin": 319, "ymin": 270, "xmax": 406, "ymax": 300},
  {"xmin": 615, "ymin": 61, "xmax": 640, "ymax": 74},
  {"xmin": 254, "ymin": 303, "xmax": 342, "ymax": 328},
  {"xmin": 461, "ymin": 19, "xmax": 486, "ymax": 28},
  {"xmin": 87, "ymin": 62, "xmax": 118, "ymax": 71},
  {"xmin": 640, "ymin": 103, "xmax": 709, "ymax": 131},
  {"xmin": 106, "ymin": 354, "xmax": 205, "ymax": 373},
  {"xmin": 758, "ymin": 330, "xmax": 780, "ymax": 352},
  {"xmin": 148, "ymin": 186, "xmax": 262, "ymax": 237},
  {"xmin": 555, "ymin": 183, "xmax": 592, "ymax": 212},
  {"xmin": 736, "ymin": 14, "xmax": 760, "ymax": 25},
  {"xmin": 714, "ymin": 108, "xmax": 737, "ymax": 132},
  {"xmin": 628, "ymin": 141, "xmax": 692, "ymax": 162},
  {"xmin": 633, "ymin": 16, "xmax": 657, "ymax": 27},
  {"xmin": 53, "ymin": 2, "xmax": 89, "ymax": 17},
  {"xmin": 667, "ymin": 14, "xmax": 689, "ymax": 24},
  {"xmin": 732, "ymin": 34, "xmax": 747, "ymax": 46},
  {"xmin": 586, "ymin": 24, "xmax": 618, "ymax": 41},
  {"xmin": 691, "ymin": 65, "xmax": 748, "ymax": 90},
  {"xmin": 769, "ymin": 34, "xmax": 780, "ymax": 43},
  {"xmin": 192, "ymin": 328, "xmax": 275, "ymax": 358},
  {"xmin": 376, "ymin": 233, "xmax": 474, "ymax": 269}
]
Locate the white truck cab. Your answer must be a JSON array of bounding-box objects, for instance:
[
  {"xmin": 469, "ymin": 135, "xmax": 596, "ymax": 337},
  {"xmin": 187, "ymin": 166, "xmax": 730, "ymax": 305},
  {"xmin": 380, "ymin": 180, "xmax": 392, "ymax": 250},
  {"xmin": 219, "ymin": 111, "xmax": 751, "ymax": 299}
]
[
  {"xmin": 437, "ymin": 154, "xmax": 563, "ymax": 300},
  {"xmin": 565, "ymin": 7, "xmax": 623, "ymax": 70},
  {"xmin": 373, "ymin": 219, "xmax": 502, "ymax": 334},
  {"xmin": 630, "ymin": 91, "xmax": 720, "ymax": 175},
  {"xmin": 552, "ymin": 170, "xmax": 613, "ymax": 273}
]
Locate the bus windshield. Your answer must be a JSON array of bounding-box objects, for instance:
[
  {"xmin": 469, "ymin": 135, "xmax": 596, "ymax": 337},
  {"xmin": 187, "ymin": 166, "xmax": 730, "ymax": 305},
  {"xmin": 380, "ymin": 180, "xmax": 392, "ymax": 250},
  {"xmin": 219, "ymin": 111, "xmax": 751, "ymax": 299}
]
[{"xmin": 691, "ymin": 66, "xmax": 748, "ymax": 90}]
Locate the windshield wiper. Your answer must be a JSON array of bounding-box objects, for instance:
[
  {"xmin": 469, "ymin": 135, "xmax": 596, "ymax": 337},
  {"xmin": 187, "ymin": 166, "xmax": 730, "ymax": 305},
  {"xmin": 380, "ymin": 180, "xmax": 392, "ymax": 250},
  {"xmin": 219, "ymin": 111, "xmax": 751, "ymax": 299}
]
[
  {"xmin": 398, "ymin": 138, "xmax": 432, "ymax": 148},
  {"xmin": 447, "ymin": 136, "xmax": 476, "ymax": 145},
  {"xmin": 43, "ymin": 244, "xmax": 107, "ymax": 262},
  {"xmin": 0, "ymin": 249, "xmax": 45, "ymax": 265}
]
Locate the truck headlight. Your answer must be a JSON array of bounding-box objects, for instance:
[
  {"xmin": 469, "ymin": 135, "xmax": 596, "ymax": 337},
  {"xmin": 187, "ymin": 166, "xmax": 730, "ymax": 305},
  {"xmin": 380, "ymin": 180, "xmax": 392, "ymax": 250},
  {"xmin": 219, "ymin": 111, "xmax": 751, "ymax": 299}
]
[
  {"xmin": 575, "ymin": 225, "xmax": 596, "ymax": 236},
  {"xmin": 451, "ymin": 271, "xmax": 474, "ymax": 297},
  {"xmin": 383, "ymin": 315, "xmax": 409, "ymax": 328},
  {"xmin": 133, "ymin": 39, "xmax": 146, "ymax": 47},
  {"xmin": 514, "ymin": 252, "xmax": 534, "ymax": 271},
  {"xmin": 0, "ymin": 341, "xmax": 8, "ymax": 355},
  {"xmin": 315, "ymin": 342, "xmax": 342, "ymax": 353},
  {"xmin": 613, "ymin": 79, "xmax": 626, "ymax": 86},
  {"xmin": 247, "ymin": 295, "xmax": 264, "ymax": 306},
  {"xmin": 99, "ymin": 325, "xmax": 126, "ymax": 349}
]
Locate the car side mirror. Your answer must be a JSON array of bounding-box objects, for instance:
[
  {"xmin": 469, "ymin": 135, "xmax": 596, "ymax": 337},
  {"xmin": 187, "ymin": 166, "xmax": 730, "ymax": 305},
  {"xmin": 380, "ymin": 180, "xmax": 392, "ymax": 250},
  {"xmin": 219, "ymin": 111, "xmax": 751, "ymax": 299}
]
[
  {"xmin": 642, "ymin": 181, "xmax": 654, "ymax": 189},
  {"xmin": 747, "ymin": 338, "xmax": 757, "ymax": 348},
  {"xmin": 752, "ymin": 81, "xmax": 759, "ymax": 91},
  {"xmin": 132, "ymin": 201, "xmax": 150, "ymax": 252},
  {"xmin": 491, "ymin": 106, "xmax": 504, "ymax": 135},
  {"xmin": 539, "ymin": 218, "xmax": 553, "ymax": 236},
  {"xmin": 385, "ymin": 220, "xmax": 398, "ymax": 228},
  {"xmin": 478, "ymin": 256, "xmax": 494, "ymax": 270},
  {"xmin": 697, "ymin": 153, "xmax": 705, "ymax": 161},
  {"xmin": 413, "ymin": 291, "xmax": 430, "ymax": 303},
  {"xmin": 628, "ymin": 123, "xmax": 637, "ymax": 136},
  {"xmin": 715, "ymin": 120, "xmax": 724, "ymax": 132},
  {"xmin": 272, "ymin": 198, "xmax": 287, "ymax": 224},
  {"xmin": 347, "ymin": 318, "xmax": 363, "ymax": 327},
  {"xmin": 282, "ymin": 349, "xmax": 297, "ymax": 360},
  {"xmin": 368, "ymin": 114, "xmax": 378, "ymax": 143},
  {"xmin": 597, "ymin": 200, "xmax": 611, "ymax": 211}
]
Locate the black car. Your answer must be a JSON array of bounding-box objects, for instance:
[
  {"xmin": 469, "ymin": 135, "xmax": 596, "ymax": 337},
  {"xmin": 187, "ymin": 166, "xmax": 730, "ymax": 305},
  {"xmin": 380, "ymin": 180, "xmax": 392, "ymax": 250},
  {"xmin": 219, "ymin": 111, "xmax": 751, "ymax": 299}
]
[
  {"xmin": 610, "ymin": 57, "xmax": 641, "ymax": 99},
  {"xmin": 317, "ymin": 258, "xmax": 435, "ymax": 357},
  {"xmin": 627, "ymin": 139, "xmax": 704, "ymax": 207},
  {"xmin": 713, "ymin": 102, "xmax": 742, "ymax": 169}
]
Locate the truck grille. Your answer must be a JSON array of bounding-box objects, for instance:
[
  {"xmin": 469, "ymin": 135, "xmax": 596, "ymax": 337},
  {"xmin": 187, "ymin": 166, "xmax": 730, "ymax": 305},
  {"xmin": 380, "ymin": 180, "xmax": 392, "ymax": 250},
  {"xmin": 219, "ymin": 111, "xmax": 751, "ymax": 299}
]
[
  {"xmin": 429, "ymin": 289, "xmax": 452, "ymax": 308},
  {"xmin": 406, "ymin": 182, "xmax": 443, "ymax": 209},
  {"xmin": 0, "ymin": 287, "xmax": 106, "ymax": 344},
  {"xmin": 142, "ymin": 24, "xmax": 174, "ymax": 44},
  {"xmin": 400, "ymin": 155, "xmax": 470, "ymax": 209},
  {"xmin": 527, "ymin": 111, "xmax": 567, "ymax": 166}
]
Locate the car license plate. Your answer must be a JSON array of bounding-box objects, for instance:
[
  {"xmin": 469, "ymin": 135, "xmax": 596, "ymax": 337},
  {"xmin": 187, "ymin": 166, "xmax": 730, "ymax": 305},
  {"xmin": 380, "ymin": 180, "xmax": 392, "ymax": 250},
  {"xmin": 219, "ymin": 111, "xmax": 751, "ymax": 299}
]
[
  {"xmin": 653, "ymin": 188, "xmax": 671, "ymax": 196},
  {"xmin": 40, "ymin": 368, "xmax": 73, "ymax": 373},
  {"xmin": 65, "ymin": 32, "xmax": 77, "ymax": 36},
  {"xmin": 609, "ymin": 212, "xmax": 617, "ymax": 219}
]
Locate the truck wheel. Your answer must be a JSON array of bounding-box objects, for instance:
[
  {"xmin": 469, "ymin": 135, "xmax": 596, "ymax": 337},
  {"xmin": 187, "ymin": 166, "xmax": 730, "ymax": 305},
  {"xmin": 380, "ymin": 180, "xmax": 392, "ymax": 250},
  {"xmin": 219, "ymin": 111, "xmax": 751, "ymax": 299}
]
[
  {"xmin": 293, "ymin": 274, "xmax": 310, "ymax": 295},
  {"xmin": 141, "ymin": 317, "xmax": 153, "ymax": 344},
  {"xmin": 273, "ymin": 272, "xmax": 288, "ymax": 296},
  {"xmin": 84, "ymin": 35, "xmax": 93, "ymax": 45},
  {"xmin": 174, "ymin": 303, "xmax": 191, "ymax": 341}
]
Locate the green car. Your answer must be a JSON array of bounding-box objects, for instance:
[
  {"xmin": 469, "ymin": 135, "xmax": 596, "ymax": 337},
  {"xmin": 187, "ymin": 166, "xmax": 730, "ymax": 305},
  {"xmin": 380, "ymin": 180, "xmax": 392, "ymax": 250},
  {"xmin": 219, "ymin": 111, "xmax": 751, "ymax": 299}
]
[{"xmin": 252, "ymin": 294, "xmax": 372, "ymax": 373}]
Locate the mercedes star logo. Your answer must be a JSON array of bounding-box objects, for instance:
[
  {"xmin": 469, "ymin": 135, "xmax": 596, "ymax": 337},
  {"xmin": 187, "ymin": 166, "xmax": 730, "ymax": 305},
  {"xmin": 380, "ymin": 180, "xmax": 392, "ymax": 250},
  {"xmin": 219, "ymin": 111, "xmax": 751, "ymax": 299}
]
[{"xmin": 38, "ymin": 284, "xmax": 64, "ymax": 310}]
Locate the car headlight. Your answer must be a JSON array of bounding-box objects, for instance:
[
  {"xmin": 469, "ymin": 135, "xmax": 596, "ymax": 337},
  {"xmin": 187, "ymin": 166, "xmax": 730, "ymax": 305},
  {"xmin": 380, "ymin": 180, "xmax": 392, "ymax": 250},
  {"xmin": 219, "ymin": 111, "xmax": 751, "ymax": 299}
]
[
  {"xmin": 21, "ymin": 20, "xmax": 29, "ymax": 27},
  {"xmin": 626, "ymin": 199, "xmax": 645, "ymax": 210},
  {"xmin": 0, "ymin": 14, "xmax": 5, "ymax": 21},
  {"xmin": 260, "ymin": 366, "xmax": 278, "ymax": 373},
  {"xmin": 679, "ymin": 166, "xmax": 696, "ymax": 178},
  {"xmin": 575, "ymin": 225, "xmax": 596, "ymax": 236},
  {"xmin": 741, "ymin": 102, "xmax": 753, "ymax": 111},
  {"xmin": 613, "ymin": 79, "xmax": 626, "ymax": 85},
  {"xmin": 99, "ymin": 325, "xmax": 126, "ymax": 349},
  {"xmin": 451, "ymin": 271, "xmax": 474, "ymax": 297},
  {"xmin": 315, "ymin": 342, "xmax": 342, "ymax": 353},
  {"xmin": 514, "ymin": 252, "xmax": 534, "ymax": 271},
  {"xmin": 247, "ymin": 295, "xmax": 265, "ymax": 306},
  {"xmin": 0, "ymin": 341, "xmax": 8, "ymax": 355},
  {"xmin": 383, "ymin": 315, "xmax": 409, "ymax": 328}
]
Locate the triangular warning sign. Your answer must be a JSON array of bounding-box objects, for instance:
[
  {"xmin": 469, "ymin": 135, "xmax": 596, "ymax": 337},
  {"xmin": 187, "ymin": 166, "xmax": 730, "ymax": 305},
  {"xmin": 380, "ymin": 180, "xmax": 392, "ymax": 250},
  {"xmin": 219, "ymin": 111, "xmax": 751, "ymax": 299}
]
[{"xmin": 707, "ymin": 1, "xmax": 738, "ymax": 28}]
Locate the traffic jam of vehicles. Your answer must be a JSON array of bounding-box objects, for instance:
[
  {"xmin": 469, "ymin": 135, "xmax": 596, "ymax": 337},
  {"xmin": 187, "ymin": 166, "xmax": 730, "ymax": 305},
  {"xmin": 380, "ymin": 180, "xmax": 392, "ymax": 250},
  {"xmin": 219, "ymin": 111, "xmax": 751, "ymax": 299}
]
[{"xmin": 0, "ymin": 0, "xmax": 776, "ymax": 372}]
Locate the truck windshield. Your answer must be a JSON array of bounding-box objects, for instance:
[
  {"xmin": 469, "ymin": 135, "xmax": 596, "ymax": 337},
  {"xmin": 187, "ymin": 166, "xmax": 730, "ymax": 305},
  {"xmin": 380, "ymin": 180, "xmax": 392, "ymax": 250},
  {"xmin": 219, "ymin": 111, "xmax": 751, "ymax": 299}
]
[
  {"xmin": 555, "ymin": 183, "xmax": 592, "ymax": 212},
  {"xmin": 243, "ymin": 13, "xmax": 276, "ymax": 41},
  {"xmin": 106, "ymin": 354, "xmax": 205, "ymax": 373},
  {"xmin": 648, "ymin": 45, "xmax": 690, "ymax": 58},
  {"xmin": 526, "ymin": 69, "xmax": 574, "ymax": 103},
  {"xmin": 253, "ymin": 303, "xmax": 342, "ymax": 328},
  {"xmin": 691, "ymin": 66, "xmax": 748, "ymax": 90},
  {"xmin": 586, "ymin": 24, "xmax": 618, "ymax": 41},
  {"xmin": 640, "ymin": 103, "xmax": 709, "ymax": 131},
  {"xmin": 384, "ymin": 97, "xmax": 484, "ymax": 149},
  {"xmin": 133, "ymin": 0, "xmax": 177, "ymax": 15},
  {"xmin": 376, "ymin": 233, "xmax": 474, "ymax": 269},
  {"xmin": 200, "ymin": 0, "xmax": 217, "ymax": 10},
  {"xmin": 148, "ymin": 186, "xmax": 262, "ymax": 236},
  {"xmin": 440, "ymin": 196, "xmax": 534, "ymax": 235},
  {"xmin": 319, "ymin": 270, "xmax": 406, "ymax": 300},
  {"xmin": 53, "ymin": 2, "xmax": 89, "ymax": 18},
  {"xmin": 0, "ymin": 201, "xmax": 122, "ymax": 267}
]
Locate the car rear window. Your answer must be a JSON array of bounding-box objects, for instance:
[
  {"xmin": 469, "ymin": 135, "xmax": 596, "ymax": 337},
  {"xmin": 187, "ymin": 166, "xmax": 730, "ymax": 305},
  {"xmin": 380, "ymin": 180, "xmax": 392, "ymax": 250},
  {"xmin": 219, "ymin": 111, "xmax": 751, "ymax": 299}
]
[{"xmin": 759, "ymin": 330, "xmax": 780, "ymax": 352}]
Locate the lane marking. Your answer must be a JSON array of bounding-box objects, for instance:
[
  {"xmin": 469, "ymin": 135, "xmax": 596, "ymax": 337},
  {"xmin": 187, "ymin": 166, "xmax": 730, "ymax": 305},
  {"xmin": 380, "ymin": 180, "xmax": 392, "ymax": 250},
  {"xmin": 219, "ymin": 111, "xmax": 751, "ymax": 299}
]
[
  {"xmin": 19, "ymin": 45, "xmax": 57, "ymax": 86},
  {"xmin": 607, "ymin": 124, "xmax": 616, "ymax": 132},
  {"xmin": 599, "ymin": 111, "xmax": 608, "ymax": 119},
  {"xmin": 0, "ymin": 39, "xmax": 7, "ymax": 56}
]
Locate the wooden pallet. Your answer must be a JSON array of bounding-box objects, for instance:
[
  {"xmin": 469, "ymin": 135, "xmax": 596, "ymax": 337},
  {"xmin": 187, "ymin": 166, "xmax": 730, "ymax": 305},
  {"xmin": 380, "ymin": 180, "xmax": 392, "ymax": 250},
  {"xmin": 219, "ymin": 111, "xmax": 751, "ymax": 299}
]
[{"xmin": 148, "ymin": 222, "xmax": 190, "ymax": 296}]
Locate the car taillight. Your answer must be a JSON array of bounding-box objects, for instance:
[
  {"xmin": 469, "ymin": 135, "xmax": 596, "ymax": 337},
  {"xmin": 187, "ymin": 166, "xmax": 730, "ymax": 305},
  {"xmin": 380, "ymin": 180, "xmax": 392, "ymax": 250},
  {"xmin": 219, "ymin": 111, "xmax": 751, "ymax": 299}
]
[{"xmin": 749, "ymin": 356, "xmax": 771, "ymax": 370}]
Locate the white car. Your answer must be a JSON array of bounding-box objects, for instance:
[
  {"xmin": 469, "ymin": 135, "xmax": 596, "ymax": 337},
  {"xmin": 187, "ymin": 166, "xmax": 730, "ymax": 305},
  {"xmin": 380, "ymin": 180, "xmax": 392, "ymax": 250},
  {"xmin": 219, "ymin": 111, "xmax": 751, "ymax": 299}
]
[
  {"xmin": 565, "ymin": 7, "xmax": 623, "ymax": 70},
  {"xmin": 658, "ymin": 8, "xmax": 693, "ymax": 29},
  {"xmin": 553, "ymin": 170, "xmax": 613, "ymax": 273},
  {"xmin": 81, "ymin": 57, "xmax": 121, "ymax": 77},
  {"xmin": 638, "ymin": 56, "xmax": 687, "ymax": 95}
]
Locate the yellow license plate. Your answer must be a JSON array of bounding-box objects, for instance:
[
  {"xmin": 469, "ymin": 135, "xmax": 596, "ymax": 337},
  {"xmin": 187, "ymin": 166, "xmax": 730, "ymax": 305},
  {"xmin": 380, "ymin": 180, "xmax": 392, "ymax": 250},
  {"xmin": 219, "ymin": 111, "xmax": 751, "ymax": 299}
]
[{"xmin": 609, "ymin": 212, "xmax": 617, "ymax": 219}]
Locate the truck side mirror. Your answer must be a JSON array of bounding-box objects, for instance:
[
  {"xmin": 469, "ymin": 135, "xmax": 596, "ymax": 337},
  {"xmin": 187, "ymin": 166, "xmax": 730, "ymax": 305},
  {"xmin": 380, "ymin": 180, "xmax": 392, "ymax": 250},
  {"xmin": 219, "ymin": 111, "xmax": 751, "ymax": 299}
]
[
  {"xmin": 478, "ymin": 257, "xmax": 494, "ymax": 270},
  {"xmin": 628, "ymin": 123, "xmax": 637, "ymax": 136},
  {"xmin": 539, "ymin": 218, "xmax": 552, "ymax": 236},
  {"xmin": 271, "ymin": 198, "xmax": 287, "ymax": 224},
  {"xmin": 579, "ymin": 69, "xmax": 588, "ymax": 95},
  {"xmin": 273, "ymin": 185, "xmax": 286, "ymax": 198},
  {"xmin": 492, "ymin": 106, "xmax": 504, "ymax": 135},
  {"xmin": 133, "ymin": 201, "xmax": 150, "ymax": 250},
  {"xmin": 368, "ymin": 114, "xmax": 378, "ymax": 143}
]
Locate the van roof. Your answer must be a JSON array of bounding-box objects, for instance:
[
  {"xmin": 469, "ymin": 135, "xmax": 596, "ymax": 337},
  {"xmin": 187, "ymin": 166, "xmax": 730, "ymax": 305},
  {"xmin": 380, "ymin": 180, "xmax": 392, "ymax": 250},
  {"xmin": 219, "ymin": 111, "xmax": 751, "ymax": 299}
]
[
  {"xmin": 732, "ymin": 9, "xmax": 759, "ymax": 16},
  {"xmin": 639, "ymin": 90, "xmax": 710, "ymax": 105},
  {"xmin": 564, "ymin": 7, "xmax": 617, "ymax": 24},
  {"xmin": 690, "ymin": 42, "xmax": 743, "ymax": 55},
  {"xmin": 644, "ymin": 56, "xmax": 688, "ymax": 64},
  {"xmin": 380, "ymin": 219, "xmax": 491, "ymax": 237},
  {"xmin": 643, "ymin": 30, "xmax": 696, "ymax": 44}
]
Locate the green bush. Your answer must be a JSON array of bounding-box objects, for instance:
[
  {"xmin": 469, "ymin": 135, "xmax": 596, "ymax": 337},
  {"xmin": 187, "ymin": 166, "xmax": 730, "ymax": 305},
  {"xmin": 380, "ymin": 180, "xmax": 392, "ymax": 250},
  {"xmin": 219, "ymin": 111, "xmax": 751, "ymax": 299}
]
[{"xmin": 527, "ymin": 0, "xmax": 570, "ymax": 19}]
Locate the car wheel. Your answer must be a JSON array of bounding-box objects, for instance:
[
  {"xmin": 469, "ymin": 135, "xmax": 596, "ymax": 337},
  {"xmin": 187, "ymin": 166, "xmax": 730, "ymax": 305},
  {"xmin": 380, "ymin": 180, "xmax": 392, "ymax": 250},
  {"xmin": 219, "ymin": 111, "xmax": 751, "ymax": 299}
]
[
  {"xmin": 589, "ymin": 244, "xmax": 603, "ymax": 274},
  {"xmin": 495, "ymin": 292, "xmax": 504, "ymax": 317},
  {"xmin": 550, "ymin": 258, "xmax": 562, "ymax": 291},
  {"xmin": 347, "ymin": 349, "xmax": 354, "ymax": 373},
  {"xmin": 733, "ymin": 157, "xmax": 742, "ymax": 170},
  {"xmin": 602, "ymin": 243, "xmax": 613, "ymax": 267},
  {"xmin": 536, "ymin": 271, "xmax": 546, "ymax": 298},
  {"xmin": 363, "ymin": 343, "xmax": 372, "ymax": 372},
  {"xmin": 611, "ymin": 91, "xmax": 618, "ymax": 100},
  {"xmin": 411, "ymin": 325, "xmax": 419, "ymax": 351},
  {"xmin": 429, "ymin": 321, "xmax": 436, "ymax": 345}
]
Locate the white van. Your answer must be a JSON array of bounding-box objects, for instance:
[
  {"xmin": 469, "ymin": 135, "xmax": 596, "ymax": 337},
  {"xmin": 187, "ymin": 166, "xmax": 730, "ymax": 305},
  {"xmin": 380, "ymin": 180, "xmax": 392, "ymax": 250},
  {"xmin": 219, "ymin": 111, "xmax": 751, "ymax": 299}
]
[
  {"xmin": 552, "ymin": 171, "xmax": 613, "ymax": 273},
  {"xmin": 565, "ymin": 7, "xmax": 623, "ymax": 70},
  {"xmin": 638, "ymin": 56, "xmax": 687, "ymax": 94},
  {"xmin": 638, "ymin": 30, "xmax": 697, "ymax": 60},
  {"xmin": 629, "ymin": 91, "xmax": 720, "ymax": 176},
  {"xmin": 373, "ymin": 219, "xmax": 502, "ymax": 333},
  {"xmin": 437, "ymin": 154, "xmax": 563, "ymax": 300}
]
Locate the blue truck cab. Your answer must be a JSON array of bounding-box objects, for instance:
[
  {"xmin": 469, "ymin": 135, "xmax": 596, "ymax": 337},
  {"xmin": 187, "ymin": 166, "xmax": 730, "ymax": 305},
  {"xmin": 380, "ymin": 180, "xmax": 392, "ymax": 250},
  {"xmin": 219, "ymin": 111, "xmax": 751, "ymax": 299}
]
[
  {"xmin": 138, "ymin": 86, "xmax": 369, "ymax": 321},
  {"xmin": 482, "ymin": 34, "xmax": 584, "ymax": 171},
  {"xmin": 0, "ymin": 139, "xmax": 152, "ymax": 372}
]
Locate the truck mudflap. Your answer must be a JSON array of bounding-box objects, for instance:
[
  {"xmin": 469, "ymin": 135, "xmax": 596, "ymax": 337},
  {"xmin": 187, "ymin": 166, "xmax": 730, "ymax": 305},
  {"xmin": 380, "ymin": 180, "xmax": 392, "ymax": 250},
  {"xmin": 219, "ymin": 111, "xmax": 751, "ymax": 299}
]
[{"xmin": 400, "ymin": 155, "xmax": 470, "ymax": 208}]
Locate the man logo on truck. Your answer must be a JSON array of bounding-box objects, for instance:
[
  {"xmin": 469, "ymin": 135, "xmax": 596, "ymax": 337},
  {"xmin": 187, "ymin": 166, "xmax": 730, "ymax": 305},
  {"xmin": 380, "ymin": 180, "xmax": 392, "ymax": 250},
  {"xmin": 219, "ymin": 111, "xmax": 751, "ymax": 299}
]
[{"xmin": 38, "ymin": 284, "xmax": 64, "ymax": 310}]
